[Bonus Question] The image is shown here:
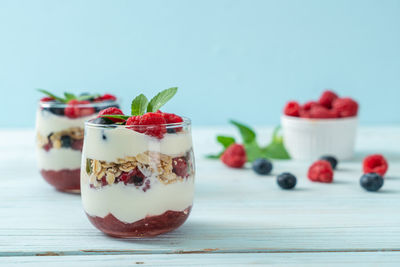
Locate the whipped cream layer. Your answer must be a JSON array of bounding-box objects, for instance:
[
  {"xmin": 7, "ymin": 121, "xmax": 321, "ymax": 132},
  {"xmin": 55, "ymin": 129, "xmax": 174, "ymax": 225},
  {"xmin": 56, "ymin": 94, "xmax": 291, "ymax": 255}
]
[
  {"xmin": 84, "ymin": 127, "xmax": 193, "ymax": 162},
  {"xmin": 81, "ymin": 172, "xmax": 195, "ymax": 223},
  {"xmin": 37, "ymin": 148, "xmax": 82, "ymax": 171},
  {"xmin": 36, "ymin": 109, "xmax": 96, "ymax": 137}
]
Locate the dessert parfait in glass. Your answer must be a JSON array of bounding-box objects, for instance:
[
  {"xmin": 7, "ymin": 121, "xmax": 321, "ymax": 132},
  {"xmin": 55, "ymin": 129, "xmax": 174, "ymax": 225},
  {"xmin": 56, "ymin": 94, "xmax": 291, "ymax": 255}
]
[
  {"xmin": 81, "ymin": 87, "xmax": 195, "ymax": 237},
  {"xmin": 36, "ymin": 89, "xmax": 119, "ymax": 193}
]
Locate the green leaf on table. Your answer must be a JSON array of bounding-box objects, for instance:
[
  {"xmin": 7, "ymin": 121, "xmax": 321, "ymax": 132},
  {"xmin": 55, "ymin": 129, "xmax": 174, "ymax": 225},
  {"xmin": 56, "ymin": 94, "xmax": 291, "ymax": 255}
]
[
  {"xmin": 229, "ymin": 120, "xmax": 256, "ymax": 144},
  {"xmin": 261, "ymin": 126, "xmax": 290, "ymax": 159},
  {"xmin": 131, "ymin": 94, "xmax": 149, "ymax": 116},
  {"xmin": 244, "ymin": 141, "xmax": 265, "ymax": 162},
  {"xmin": 147, "ymin": 87, "xmax": 178, "ymax": 112},
  {"xmin": 37, "ymin": 88, "xmax": 66, "ymax": 103},
  {"xmin": 216, "ymin": 135, "xmax": 236, "ymax": 148},
  {"xmin": 205, "ymin": 152, "xmax": 223, "ymax": 159}
]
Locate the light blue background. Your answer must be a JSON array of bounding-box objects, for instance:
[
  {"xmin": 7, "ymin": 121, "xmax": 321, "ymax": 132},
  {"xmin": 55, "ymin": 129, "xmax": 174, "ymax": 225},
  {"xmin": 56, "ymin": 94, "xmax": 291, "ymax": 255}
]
[{"xmin": 0, "ymin": 0, "xmax": 399, "ymax": 127}]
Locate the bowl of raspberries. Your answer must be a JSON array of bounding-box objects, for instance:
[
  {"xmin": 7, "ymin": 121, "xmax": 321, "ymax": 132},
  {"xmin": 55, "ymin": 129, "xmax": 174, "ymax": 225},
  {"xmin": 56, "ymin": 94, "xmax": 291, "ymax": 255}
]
[{"xmin": 281, "ymin": 90, "xmax": 359, "ymax": 160}]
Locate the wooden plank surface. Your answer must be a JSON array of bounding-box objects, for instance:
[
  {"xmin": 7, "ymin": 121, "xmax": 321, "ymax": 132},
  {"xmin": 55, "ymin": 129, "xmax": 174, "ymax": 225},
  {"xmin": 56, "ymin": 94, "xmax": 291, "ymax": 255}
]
[{"xmin": 0, "ymin": 127, "xmax": 399, "ymax": 265}]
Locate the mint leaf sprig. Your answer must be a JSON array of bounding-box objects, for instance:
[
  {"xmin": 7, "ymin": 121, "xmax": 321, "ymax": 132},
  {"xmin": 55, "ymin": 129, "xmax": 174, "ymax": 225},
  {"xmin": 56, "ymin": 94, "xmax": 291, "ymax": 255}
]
[
  {"xmin": 206, "ymin": 121, "xmax": 290, "ymax": 161},
  {"xmin": 37, "ymin": 88, "xmax": 100, "ymax": 103},
  {"xmin": 129, "ymin": 87, "xmax": 178, "ymax": 116}
]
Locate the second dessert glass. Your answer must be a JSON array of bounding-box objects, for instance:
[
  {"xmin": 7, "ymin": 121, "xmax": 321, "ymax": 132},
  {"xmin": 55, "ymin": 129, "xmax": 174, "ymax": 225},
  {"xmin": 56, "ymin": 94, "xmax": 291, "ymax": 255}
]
[{"xmin": 81, "ymin": 118, "xmax": 195, "ymax": 237}]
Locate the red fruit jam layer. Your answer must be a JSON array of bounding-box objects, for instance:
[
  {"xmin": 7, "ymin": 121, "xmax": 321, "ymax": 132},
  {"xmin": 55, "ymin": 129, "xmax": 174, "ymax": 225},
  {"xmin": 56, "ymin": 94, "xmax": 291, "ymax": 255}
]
[
  {"xmin": 87, "ymin": 206, "xmax": 192, "ymax": 238},
  {"xmin": 40, "ymin": 169, "xmax": 81, "ymax": 193}
]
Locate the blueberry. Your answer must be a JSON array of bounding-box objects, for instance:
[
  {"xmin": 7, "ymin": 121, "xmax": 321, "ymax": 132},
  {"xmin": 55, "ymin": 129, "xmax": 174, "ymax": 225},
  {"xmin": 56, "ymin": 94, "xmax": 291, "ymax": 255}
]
[
  {"xmin": 320, "ymin": 155, "xmax": 338, "ymax": 169},
  {"xmin": 360, "ymin": 173, "xmax": 384, "ymax": 192},
  {"xmin": 91, "ymin": 117, "xmax": 114, "ymax": 125},
  {"xmin": 60, "ymin": 135, "xmax": 72, "ymax": 148},
  {"xmin": 252, "ymin": 158, "xmax": 273, "ymax": 175},
  {"xmin": 43, "ymin": 107, "xmax": 65, "ymax": 116},
  {"xmin": 132, "ymin": 176, "xmax": 144, "ymax": 186},
  {"xmin": 277, "ymin": 172, "xmax": 297, "ymax": 190},
  {"xmin": 167, "ymin": 128, "xmax": 177, "ymax": 134}
]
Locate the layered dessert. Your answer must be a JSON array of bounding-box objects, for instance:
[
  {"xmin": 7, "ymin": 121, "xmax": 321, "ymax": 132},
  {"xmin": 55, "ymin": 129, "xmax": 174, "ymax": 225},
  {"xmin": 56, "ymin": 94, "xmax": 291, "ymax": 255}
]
[
  {"xmin": 36, "ymin": 89, "xmax": 119, "ymax": 192},
  {"xmin": 81, "ymin": 87, "xmax": 195, "ymax": 237}
]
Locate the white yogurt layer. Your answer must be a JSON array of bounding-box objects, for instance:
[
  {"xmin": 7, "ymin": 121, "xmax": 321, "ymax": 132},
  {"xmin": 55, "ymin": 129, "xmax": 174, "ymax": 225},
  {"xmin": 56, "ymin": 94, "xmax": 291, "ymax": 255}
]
[
  {"xmin": 36, "ymin": 109, "xmax": 96, "ymax": 137},
  {"xmin": 81, "ymin": 172, "xmax": 195, "ymax": 223},
  {"xmin": 84, "ymin": 127, "xmax": 193, "ymax": 162},
  {"xmin": 37, "ymin": 148, "xmax": 82, "ymax": 171}
]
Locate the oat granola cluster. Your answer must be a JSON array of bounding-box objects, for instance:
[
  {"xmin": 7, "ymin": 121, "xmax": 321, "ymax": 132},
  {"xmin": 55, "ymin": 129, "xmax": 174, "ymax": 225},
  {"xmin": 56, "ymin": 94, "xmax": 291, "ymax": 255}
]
[
  {"xmin": 86, "ymin": 151, "xmax": 192, "ymax": 189},
  {"xmin": 37, "ymin": 127, "xmax": 84, "ymax": 151}
]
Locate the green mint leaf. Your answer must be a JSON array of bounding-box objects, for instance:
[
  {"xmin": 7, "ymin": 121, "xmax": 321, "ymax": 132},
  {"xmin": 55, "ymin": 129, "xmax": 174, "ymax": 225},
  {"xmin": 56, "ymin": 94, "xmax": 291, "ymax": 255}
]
[
  {"xmin": 229, "ymin": 120, "xmax": 256, "ymax": 144},
  {"xmin": 261, "ymin": 126, "xmax": 290, "ymax": 159},
  {"xmin": 244, "ymin": 141, "xmax": 265, "ymax": 162},
  {"xmin": 216, "ymin": 135, "xmax": 236, "ymax": 148},
  {"xmin": 131, "ymin": 94, "xmax": 149, "ymax": 116},
  {"xmin": 147, "ymin": 87, "xmax": 178, "ymax": 112},
  {"xmin": 205, "ymin": 154, "xmax": 222, "ymax": 159},
  {"xmin": 101, "ymin": 115, "xmax": 131, "ymax": 120},
  {"xmin": 64, "ymin": 92, "xmax": 77, "ymax": 102},
  {"xmin": 37, "ymin": 88, "xmax": 66, "ymax": 103},
  {"xmin": 86, "ymin": 158, "xmax": 92, "ymax": 175},
  {"xmin": 77, "ymin": 94, "xmax": 100, "ymax": 101}
]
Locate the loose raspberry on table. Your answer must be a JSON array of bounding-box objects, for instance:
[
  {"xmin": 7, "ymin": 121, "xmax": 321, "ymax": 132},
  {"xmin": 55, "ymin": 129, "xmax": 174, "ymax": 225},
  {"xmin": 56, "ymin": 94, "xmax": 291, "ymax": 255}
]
[
  {"xmin": 284, "ymin": 101, "xmax": 301, "ymax": 117},
  {"xmin": 332, "ymin": 97, "xmax": 358, "ymax": 118},
  {"xmin": 309, "ymin": 106, "xmax": 338, "ymax": 119},
  {"xmin": 65, "ymin": 100, "xmax": 95, "ymax": 118},
  {"xmin": 363, "ymin": 154, "xmax": 388, "ymax": 176},
  {"xmin": 98, "ymin": 107, "xmax": 124, "ymax": 123},
  {"xmin": 308, "ymin": 160, "xmax": 334, "ymax": 183},
  {"xmin": 221, "ymin": 144, "xmax": 247, "ymax": 168},
  {"xmin": 172, "ymin": 157, "xmax": 188, "ymax": 177},
  {"xmin": 318, "ymin": 90, "xmax": 338, "ymax": 109}
]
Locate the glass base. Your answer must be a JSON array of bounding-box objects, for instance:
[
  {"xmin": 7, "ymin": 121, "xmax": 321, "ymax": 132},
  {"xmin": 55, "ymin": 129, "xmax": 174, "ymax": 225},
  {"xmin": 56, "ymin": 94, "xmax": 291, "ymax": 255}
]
[
  {"xmin": 40, "ymin": 169, "xmax": 81, "ymax": 193},
  {"xmin": 86, "ymin": 206, "xmax": 192, "ymax": 238}
]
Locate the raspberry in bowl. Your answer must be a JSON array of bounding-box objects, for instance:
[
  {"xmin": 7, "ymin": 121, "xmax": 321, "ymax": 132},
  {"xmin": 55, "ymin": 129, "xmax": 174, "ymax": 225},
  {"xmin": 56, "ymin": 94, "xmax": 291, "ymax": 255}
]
[
  {"xmin": 36, "ymin": 89, "xmax": 119, "ymax": 193},
  {"xmin": 81, "ymin": 87, "xmax": 195, "ymax": 238},
  {"xmin": 281, "ymin": 90, "xmax": 359, "ymax": 160}
]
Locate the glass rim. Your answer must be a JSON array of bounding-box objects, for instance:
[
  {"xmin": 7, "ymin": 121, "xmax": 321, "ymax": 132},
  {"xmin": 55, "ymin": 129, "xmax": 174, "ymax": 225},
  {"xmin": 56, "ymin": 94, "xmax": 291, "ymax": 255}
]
[
  {"xmin": 39, "ymin": 100, "xmax": 119, "ymax": 108},
  {"xmin": 85, "ymin": 116, "xmax": 192, "ymax": 129}
]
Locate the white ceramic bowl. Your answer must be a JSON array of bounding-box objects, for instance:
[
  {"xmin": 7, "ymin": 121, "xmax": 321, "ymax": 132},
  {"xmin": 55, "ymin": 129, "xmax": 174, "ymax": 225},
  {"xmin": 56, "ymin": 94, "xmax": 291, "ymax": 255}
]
[{"xmin": 281, "ymin": 115, "xmax": 358, "ymax": 160}]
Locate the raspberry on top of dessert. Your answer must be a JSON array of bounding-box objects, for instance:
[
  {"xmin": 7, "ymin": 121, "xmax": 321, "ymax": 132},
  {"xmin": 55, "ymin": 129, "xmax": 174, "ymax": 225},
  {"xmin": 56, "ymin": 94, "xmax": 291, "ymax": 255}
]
[{"xmin": 283, "ymin": 90, "xmax": 359, "ymax": 119}]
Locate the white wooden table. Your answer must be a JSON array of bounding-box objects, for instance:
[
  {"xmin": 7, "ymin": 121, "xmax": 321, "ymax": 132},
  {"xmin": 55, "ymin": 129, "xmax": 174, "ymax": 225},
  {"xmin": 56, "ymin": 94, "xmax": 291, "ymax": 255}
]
[{"xmin": 1, "ymin": 127, "xmax": 400, "ymax": 266}]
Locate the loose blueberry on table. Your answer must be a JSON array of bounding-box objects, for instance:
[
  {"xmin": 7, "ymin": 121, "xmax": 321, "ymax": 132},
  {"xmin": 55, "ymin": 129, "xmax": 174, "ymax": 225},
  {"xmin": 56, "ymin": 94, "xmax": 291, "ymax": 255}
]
[
  {"xmin": 36, "ymin": 89, "xmax": 119, "ymax": 193},
  {"xmin": 81, "ymin": 87, "xmax": 195, "ymax": 238},
  {"xmin": 277, "ymin": 172, "xmax": 297, "ymax": 190}
]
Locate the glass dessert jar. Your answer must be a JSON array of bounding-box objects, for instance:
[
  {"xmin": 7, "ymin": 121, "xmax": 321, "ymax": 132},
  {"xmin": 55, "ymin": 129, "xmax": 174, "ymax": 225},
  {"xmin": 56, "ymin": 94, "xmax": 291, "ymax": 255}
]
[
  {"xmin": 36, "ymin": 98, "xmax": 119, "ymax": 193},
  {"xmin": 81, "ymin": 118, "xmax": 195, "ymax": 237}
]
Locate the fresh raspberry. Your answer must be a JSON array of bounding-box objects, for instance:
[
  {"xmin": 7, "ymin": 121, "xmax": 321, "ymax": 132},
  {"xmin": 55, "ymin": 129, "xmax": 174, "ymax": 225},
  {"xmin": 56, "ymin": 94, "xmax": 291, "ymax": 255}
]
[
  {"xmin": 303, "ymin": 101, "xmax": 319, "ymax": 111},
  {"xmin": 363, "ymin": 154, "xmax": 388, "ymax": 176},
  {"xmin": 332, "ymin": 97, "xmax": 358, "ymax": 118},
  {"xmin": 162, "ymin": 112, "xmax": 183, "ymax": 132},
  {"xmin": 127, "ymin": 113, "xmax": 167, "ymax": 139},
  {"xmin": 40, "ymin": 97, "xmax": 54, "ymax": 102},
  {"xmin": 64, "ymin": 100, "xmax": 95, "ymax": 118},
  {"xmin": 98, "ymin": 107, "xmax": 124, "ymax": 123},
  {"xmin": 172, "ymin": 157, "xmax": 188, "ymax": 177},
  {"xmin": 318, "ymin": 90, "xmax": 338, "ymax": 109},
  {"xmin": 283, "ymin": 101, "xmax": 300, "ymax": 117},
  {"xmin": 221, "ymin": 144, "xmax": 247, "ymax": 168},
  {"xmin": 308, "ymin": 160, "xmax": 334, "ymax": 183},
  {"xmin": 309, "ymin": 106, "xmax": 339, "ymax": 119},
  {"xmin": 71, "ymin": 139, "xmax": 83, "ymax": 151},
  {"xmin": 119, "ymin": 167, "xmax": 145, "ymax": 186},
  {"xmin": 99, "ymin": 94, "xmax": 117, "ymax": 101}
]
